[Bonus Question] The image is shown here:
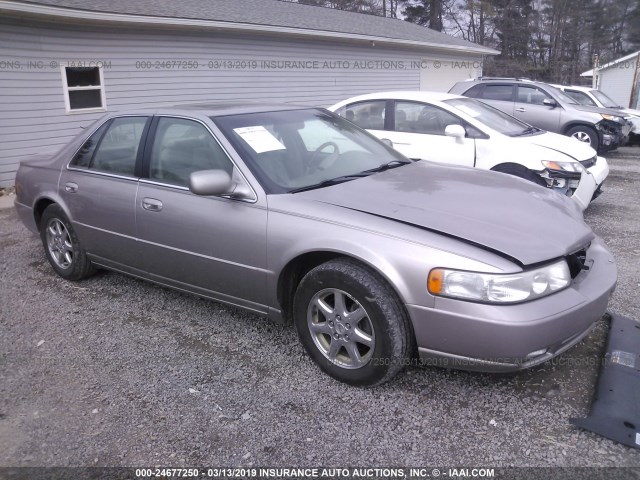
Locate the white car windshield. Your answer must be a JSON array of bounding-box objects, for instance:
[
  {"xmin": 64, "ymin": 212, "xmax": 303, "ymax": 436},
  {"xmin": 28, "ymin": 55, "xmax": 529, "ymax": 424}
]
[{"xmin": 444, "ymin": 97, "xmax": 537, "ymax": 137}]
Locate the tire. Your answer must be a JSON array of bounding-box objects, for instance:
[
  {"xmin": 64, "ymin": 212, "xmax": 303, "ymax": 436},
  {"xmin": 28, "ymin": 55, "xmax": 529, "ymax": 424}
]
[
  {"xmin": 293, "ymin": 258, "xmax": 413, "ymax": 386},
  {"xmin": 40, "ymin": 204, "xmax": 96, "ymax": 281},
  {"xmin": 491, "ymin": 164, "xmax": 547, "ymax": 188},
  {"xmin": 566, "ymin": 125, "xmax": 600, "ymax": 151}
]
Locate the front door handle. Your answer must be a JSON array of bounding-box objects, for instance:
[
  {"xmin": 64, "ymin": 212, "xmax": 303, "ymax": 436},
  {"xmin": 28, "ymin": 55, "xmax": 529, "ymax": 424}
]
[
  {"xmin": 515, "ymin": 107, "xmax": 526, "ymax": 112},
  {"xmin": 142, "ymin": 198, "xmax": 163, "ymax": 212},
  {"xmin": 64, "ymin": 182, "xmax": 78, "ymax": 193}
]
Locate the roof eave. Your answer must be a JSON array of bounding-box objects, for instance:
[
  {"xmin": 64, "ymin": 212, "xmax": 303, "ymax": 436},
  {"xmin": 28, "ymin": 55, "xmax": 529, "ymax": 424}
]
[
  {"xmin": 0, "ymin": 0, "xmax": 499, "ymax": 56},
  {"xmin": 582, "ymin": 50, "xmax": 640, "ymax": 76}
]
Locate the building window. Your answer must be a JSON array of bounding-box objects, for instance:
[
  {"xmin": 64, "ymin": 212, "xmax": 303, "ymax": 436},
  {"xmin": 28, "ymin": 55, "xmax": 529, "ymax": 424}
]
[{"xmin": 61, "ymin": 66, "xmax": 106, "ymax": 114}]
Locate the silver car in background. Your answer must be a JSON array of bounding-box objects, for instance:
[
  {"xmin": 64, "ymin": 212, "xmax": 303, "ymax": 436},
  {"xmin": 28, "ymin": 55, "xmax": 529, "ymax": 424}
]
[
  {"xmin": 449, "ymin": 78, "xmax": 631, "ymax": 153},
  {"xmin": 14, "ymin": 105, "xmax": 617, "ymax": 386}
]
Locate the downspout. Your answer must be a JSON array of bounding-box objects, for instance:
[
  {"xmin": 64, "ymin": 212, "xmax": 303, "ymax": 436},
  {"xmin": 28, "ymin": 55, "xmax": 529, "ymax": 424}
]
[
  {"xmin": 592, "ymin": 54, "xmax": 599, "ymax": 89},
  {"xmin": 629, "ymin": 52, "xmax": 640, "ymax": 109}
]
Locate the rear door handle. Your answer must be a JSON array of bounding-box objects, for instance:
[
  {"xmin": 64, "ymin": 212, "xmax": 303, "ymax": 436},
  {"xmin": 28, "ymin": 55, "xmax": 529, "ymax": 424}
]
[
  {"xmin": 142, "ymin": 198, "xmax": 163, "ymax": 212},
  {"xmin": 515, "ymin": 107, "xmax": 526, "ymax": 112},
  {"xmin": 64, "ymin": 182, "xmax": 78, "ymax": 193}
]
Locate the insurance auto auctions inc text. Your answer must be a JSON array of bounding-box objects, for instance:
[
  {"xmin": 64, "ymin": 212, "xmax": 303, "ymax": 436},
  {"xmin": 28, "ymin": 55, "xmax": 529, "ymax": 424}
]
[{"xmin": 231, "ymin": 467, "xmax": 495, "ymax": 478}]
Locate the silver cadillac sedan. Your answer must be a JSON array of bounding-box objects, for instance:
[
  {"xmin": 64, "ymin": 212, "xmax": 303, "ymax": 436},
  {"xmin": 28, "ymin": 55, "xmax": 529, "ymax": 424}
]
[{"xmin": 14, "ymin": 104, "xmax": 617, "ymax": 386}]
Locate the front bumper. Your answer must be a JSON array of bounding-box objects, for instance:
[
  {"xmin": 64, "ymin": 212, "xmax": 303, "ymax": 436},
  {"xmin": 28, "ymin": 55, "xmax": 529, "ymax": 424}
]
[
  {"xmin": 587, "ymin": 156, "xmax": 609, "ymax": 187},
  {"xmin": 407, "ymin": 237, "xmax": 617, "ymax": 372}
]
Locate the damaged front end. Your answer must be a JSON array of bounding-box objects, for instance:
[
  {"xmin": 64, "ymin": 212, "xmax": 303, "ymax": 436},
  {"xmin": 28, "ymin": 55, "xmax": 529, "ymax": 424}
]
[{"xmin": 597, "ymin": 119, "xmax": 623, "ymax": 151}]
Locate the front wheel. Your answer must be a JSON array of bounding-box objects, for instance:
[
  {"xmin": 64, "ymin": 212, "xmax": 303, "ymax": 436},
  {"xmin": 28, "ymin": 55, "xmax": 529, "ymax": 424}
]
[
  {"xmin": 566, "ymin": 125, "xmax": 600, "ymax": 151},
  {"xmin": 40, "ymin": 204, "xmax": 96, "ymax": 281},
  {"xmin": 293, "ymin": 258, "xmax": 413, "ymax": 386}
]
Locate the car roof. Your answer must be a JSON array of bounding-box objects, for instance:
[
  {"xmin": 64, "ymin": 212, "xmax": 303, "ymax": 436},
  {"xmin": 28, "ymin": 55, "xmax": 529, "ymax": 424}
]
[
  {"xmin": 555, "ymin": 85, "xmax": 594, "ymax": 92},
  {"xmin": 112, "ymin": 102, "xmax": 312, "ymax": 117},
  {"xmin": 333, "ymin": 90, "xmax": 464, "ymax": 105}
]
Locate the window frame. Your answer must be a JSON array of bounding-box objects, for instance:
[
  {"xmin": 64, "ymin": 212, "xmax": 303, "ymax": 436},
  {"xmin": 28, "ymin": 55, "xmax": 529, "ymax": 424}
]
[
  {"xmin": 66, "ymin": 115, "xmax": 151, "ymax": 180},
  {"xmin": 140, "ymin": 115, "xmax": 258, "ymax": 203},
  {"xmin": 391, "ymin": 100, "xmax": 487, "ymax": 139},
  {"xmin": 516, "ymin": 85, "xmax": 553, "ymax": 106},
  {"xmin": 337, "ymin": 100, "xmax": 392, "ymax": 131},
  {"xmin": 474, "ymin": 84, "xmax": 516, "ymax": 102},
  {"xmin": 564, "ymin": 89, "xmax": 597, "ymax": 107},
  {"xmin": 60, "ymin": 65, "xmax": 107, "ymax": 115},
  {"xmin": 145, "ymin": 116, "xmax": 235, "ymax": 188}
]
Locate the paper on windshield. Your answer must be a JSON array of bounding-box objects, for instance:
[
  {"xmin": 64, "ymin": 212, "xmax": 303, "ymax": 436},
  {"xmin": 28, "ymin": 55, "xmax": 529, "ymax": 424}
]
[
  {"xmin": 233, "ymin": 126, "xmax": 286, "ymax": 154},
  {"xmin": 454, "ymin": 105, "xmax": 481, "ymax": 118}
]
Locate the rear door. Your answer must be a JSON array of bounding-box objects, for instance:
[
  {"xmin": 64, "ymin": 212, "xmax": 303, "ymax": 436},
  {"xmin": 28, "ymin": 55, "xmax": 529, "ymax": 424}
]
[
  {"xmin": 60, "ymin": 115, "xmax": 150, "ymax": 268},
  {"xmin": 135, "ymin": 115, "xmax": 268, "ymax": 312},
  {"xmin": 465, "ymin": 83, "xmax": 516, "ymax": 116},
  {"xmin": 337, "ymin": 100, "xmax": 389, "ymax": 140}
]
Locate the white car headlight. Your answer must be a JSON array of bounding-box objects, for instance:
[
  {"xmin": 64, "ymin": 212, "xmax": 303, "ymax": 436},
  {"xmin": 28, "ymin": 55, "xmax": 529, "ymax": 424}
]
[
  {"xmin": 428, "ymin": 260, "xmax": 571, "ymax": 304},
  {"xmin": 541, "ymin": 160, "xmax": 585, "ymax": 173}
]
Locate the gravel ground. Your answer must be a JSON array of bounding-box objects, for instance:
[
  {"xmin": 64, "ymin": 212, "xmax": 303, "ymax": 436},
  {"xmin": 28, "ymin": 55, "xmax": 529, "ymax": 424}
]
[{"xmin": 1, "ymin": 148, "xmax": 640, "ymax": 469}]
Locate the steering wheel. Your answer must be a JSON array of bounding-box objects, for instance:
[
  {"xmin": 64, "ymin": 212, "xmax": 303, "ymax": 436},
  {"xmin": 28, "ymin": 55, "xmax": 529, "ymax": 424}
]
[{"xmin": 307, "ymin": 141, "xmax": 340, "ymax": 174}]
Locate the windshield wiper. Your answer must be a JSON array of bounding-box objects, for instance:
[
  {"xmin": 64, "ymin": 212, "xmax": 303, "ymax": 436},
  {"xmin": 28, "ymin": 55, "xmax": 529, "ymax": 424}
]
[
  {"xmin": 360, "ymin": 160, "xmax": 411, "ymax": 174},
  {"xmin": 289, "ymin": 161, "xmax": 410, "ymax": 193},
  {"xmin": 289, "ymin": 174, "xmax": 368, "ymax": 193},
  {"xmin": 514, "ymin": 125, "xmax": 540, "ymax": 136}
]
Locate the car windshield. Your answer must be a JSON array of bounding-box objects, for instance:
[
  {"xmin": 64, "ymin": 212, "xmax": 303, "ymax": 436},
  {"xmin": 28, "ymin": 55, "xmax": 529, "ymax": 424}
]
[
  {"xmin": 443, "ymin": 97, "xmax": 534, "ymax": 137},
  {"xmin": 591, "ymin": 90, "xmax": 621, "ymax": 108},
  {"xmin": 213, "ymin": 109, "xmax": 410, "ymax": 194}
]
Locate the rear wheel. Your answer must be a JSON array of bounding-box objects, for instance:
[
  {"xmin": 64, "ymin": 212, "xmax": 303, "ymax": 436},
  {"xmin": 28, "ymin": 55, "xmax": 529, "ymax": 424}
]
[
  {"xmin": 491, "ymin": 164, "xmax": 547, "ymax": 188},
  {"xmin": 293, "ymin": 258, "xmax": 412, "ymax": 386},
  {"xmin": 40, "ymin": 204, "xmax": 95, "ymax": 281},
  {"xmin": 566, "ymin": 125, "xmax": 600, "ymax": 151}
]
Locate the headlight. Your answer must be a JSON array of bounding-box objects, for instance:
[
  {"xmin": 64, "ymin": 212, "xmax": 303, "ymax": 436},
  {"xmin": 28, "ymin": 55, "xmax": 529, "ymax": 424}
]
[
  {"xmin": 427, "ymin": 260, "xmax": 571, "ymax": 304},
  {"xmin": 541, "ymin": 160, "xmax": 585, "ymax": 173},
  {"xmin": 601, "ymin": 114, "xmax": 624, "ymax": 123}
]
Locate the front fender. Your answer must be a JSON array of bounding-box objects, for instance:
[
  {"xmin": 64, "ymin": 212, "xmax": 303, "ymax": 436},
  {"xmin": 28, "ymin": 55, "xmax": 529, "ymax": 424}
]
[{"xmin": 265, "ymin": 206, "xmax": 514, "ymax": 312}]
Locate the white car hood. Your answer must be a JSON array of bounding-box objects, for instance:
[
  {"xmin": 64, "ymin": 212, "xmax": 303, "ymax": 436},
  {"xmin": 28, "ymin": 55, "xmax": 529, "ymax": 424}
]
[{"xmin": 511, "ymin": 131, "xmax": 596, "ymax": 162}]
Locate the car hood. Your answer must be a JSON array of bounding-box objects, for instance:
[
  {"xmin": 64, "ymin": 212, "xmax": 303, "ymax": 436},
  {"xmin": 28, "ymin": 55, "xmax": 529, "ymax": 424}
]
[
  {"xmin": 572, "ymin": 103, "xmax": 626, "ymax": 119},
  {"xmin": 511, "ymin": 131, "xmax": 596, "ymax": 161},
  {"xmin": 297, "ymin": 162, "xmax": 594, "ymax": 266},
  {"xmin": 621, "ymin": 107, "xmax": 640, "ymax": 117}
]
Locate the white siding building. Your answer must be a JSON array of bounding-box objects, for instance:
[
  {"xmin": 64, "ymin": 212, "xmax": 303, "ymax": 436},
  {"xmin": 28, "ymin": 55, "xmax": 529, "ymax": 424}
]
[
  {"xmin": 581, "ymin": 51, "xmax": 640, "ymax": 110},
  {"xmin": 0, "ymin": 0, "xmax": 497, "ymax": 187}
]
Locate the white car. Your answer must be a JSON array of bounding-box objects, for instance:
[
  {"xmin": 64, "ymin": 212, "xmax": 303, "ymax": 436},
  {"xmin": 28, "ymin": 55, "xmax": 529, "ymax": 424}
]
[
  {"xmin": 553, "ymin": 84, "xmax": 640, "ymax": 143},
  {"xmin": 328, "ymin": 91, "xmax": 609, "ymax": 210}
]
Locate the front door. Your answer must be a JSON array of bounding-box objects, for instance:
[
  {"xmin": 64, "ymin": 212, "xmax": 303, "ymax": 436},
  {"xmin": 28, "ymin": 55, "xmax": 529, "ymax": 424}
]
[
  {"xmin": 383, "ymin": 101, "xmax": 475, "ymax": 166},
  {"xmin": 135, "ymin": 116, "xmax": 268, "ymax": 312},
  {"xmin": 514, "ymin": 85, "xmax": 561, "ymax": 132}
]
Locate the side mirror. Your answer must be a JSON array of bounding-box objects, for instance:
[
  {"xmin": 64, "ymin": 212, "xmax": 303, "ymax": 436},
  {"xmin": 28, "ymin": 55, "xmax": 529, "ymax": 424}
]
[
  {"xmin": 543, "ymin": 98, "xmax": 557, "ymax": 108},
  {"xmin": 380, "ymin": 138, "xmax": 394, "ymax": 148},
  {"xmin": 444, "ymin": 124, "xmax": 466, "ymax": 142},
  {"xmin": 189, "ymin": 169, "xmax": 232, "ymax": 196}
]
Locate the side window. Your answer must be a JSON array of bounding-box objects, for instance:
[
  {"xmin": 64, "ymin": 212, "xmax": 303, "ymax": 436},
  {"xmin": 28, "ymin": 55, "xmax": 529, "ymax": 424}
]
[
  {"xmin": 70, "ymin": 121, "xmax": 110, "ymax": 168},
  {"xmin": 480, "ymin": 85, "xmax": 514, "ymax": 101},
  {"xmin": 565, "ymin": 90, "xmax": 597, "ymax": 106},
  {"xmin": 517, "ymin": 86, "xmax": 552, "ymax": 105},
  {"xmin": 339, "ymin": 101, "xmax": 386, "ymax": 130},
  {"xmin": 149, "ymin": 117, "xmax": 233, "ymax": 187},
  {"xmin": 464, "ymin": 84, "xmax": 484, "ymax": 98},
  {"xmin": 90, "ymin": 117, "xmax": 147, "ymax": 176},
  {"xmin": 395, "ymin": 102, "xmax": 464, "ymax": 136}
]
